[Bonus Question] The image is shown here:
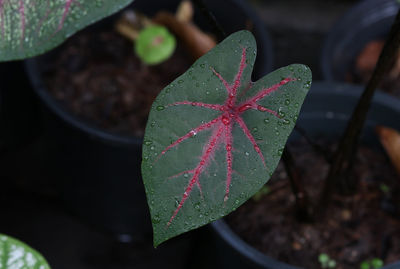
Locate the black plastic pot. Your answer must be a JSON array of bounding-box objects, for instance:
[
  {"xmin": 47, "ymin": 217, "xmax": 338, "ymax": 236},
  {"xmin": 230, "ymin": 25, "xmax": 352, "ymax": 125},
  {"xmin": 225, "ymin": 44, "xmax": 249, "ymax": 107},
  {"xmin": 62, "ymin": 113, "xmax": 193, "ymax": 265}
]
[
  {"xmin": 24, "ymin": 0, "xmax": 274, "ymax": 243},
  {"xmin": 211, "ymin": 81, "xmax": 400, "ymax": 269},
  {"xmin": 0, "ymin": 62, "xmax": 40, "ymax": 152},
  {"xmin": 321, "ymin": 0, "xmax": 399, "ymax": 81}
]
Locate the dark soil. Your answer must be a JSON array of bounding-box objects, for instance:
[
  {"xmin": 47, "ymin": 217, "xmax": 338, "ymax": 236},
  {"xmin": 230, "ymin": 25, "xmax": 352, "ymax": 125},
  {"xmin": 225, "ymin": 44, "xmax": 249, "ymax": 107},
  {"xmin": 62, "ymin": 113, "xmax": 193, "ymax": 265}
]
[
  {"xmin": 348, "ymin": 39, "xmax": 400, "ymax": 98},
  {"xmin": 43, "ymin": 25, "xmax": 192, "ymax": 137},
  {"xmin": 227, "ymin": 138, "xmax": 400, "ymax": 269}
]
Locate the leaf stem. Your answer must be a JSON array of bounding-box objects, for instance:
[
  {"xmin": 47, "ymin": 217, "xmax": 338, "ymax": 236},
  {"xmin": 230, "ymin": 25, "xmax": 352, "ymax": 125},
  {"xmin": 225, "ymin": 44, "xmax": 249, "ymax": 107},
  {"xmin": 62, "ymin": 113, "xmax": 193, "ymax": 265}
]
[
  {"xmin": 319, "ymin": 9, "xmax": 400, "ymax": 206},
  {"xmin": 282, "ymin": 147, "xmax": 313, "ymax": 221}
]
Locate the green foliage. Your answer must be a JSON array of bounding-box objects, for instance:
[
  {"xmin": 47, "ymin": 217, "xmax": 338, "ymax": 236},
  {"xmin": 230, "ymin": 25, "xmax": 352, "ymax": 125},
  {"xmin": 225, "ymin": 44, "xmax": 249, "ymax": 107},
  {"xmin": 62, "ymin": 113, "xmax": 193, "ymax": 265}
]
[
  {"xmin": 252, "ymin": 185, "xmax": 270, "ymax": 201},
  {"xmin": 0, "ymin": 0, "xmax": 134, "ymax": 61},
  {"xmin": 360, "ymin": 258, "xmax": 384, "ymax": 269},
  {"xmin": 0, "ymin": 234, "xmax": 51, "ymax": 269},
  {"xmin": 142, "ymin": 30, "xmax": 311, "ymax": 246},
  {"xmin": 135, "ymin": 25, "xmax": 176, "ymax": 65},
  {"xmin": 379, "ymin": 183, "xmax": 390, "ymax": 194},
  {"xmin": 318, "ymin": 253, "xmax": 336, "ymax": 269}
]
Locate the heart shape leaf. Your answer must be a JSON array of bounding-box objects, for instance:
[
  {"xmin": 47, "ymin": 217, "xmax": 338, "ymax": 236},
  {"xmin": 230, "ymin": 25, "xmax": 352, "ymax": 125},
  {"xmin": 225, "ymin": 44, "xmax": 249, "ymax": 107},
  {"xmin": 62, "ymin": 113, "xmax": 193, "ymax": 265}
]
[
  {"xmin": 0, "ymin": 0, "xmax": 134, "ymax": 61},
  {"xmin": 142, "ymin": 30, "xmax": 312, "ymax": 246},
  {"xmin": 0, "ymin": 234, "xmax": 51, "ymax": 268}
]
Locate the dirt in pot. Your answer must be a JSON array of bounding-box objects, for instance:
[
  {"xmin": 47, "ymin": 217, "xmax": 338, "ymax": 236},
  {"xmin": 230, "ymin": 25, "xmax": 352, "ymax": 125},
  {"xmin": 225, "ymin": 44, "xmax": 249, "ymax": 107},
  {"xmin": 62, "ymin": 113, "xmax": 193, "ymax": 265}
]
[
  {"xmin": 42, "ymin": 25, "xmax": 192, "ymax": 137},
  {"xmin": 227, "ymin": 138, "xmax": 400, "ymax": 269},
  {"xmin": 348, "ymin": 39, "xmax": 400, "ymax": 98}
]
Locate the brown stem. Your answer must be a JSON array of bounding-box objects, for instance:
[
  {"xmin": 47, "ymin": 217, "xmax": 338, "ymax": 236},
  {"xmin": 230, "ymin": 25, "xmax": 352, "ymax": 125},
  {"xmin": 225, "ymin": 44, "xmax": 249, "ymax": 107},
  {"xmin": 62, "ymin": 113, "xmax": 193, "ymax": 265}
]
[
  {"xmin": 282, "ymin": 147, "xmax": 313, "ymax": 222},
  {"xmin": 319, "ymin": 9, "xmax": 400, "ymax": 207},
  {"xmin": 192, "ymin": 0, "xmax": 226, "ymax": 41}
]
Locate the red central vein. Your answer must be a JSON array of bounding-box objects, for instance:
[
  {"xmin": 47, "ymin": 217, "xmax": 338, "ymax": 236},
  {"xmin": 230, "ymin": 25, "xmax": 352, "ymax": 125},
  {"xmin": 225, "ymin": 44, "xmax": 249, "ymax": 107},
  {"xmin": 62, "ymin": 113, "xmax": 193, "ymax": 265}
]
[
  {"xmin": 159, "ymin": 45, "xmax": 295, "ymax": 226},
  {"xmin": 167, "ymin": 124, "xmax": 224, "ymax": 226}
]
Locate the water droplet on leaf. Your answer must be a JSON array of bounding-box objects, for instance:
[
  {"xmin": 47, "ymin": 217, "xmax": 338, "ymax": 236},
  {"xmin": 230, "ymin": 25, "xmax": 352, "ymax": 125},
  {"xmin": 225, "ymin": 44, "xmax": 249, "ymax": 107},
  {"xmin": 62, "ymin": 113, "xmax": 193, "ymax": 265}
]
[{"xmin": 152, "ymin": 214, "xmax": 161, "ymax": 224}]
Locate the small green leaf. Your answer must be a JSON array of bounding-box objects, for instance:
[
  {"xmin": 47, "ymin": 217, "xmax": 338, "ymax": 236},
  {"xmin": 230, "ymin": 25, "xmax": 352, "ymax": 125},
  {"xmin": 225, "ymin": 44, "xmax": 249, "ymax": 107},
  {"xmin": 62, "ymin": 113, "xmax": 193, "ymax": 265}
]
[
  {"xmin": 142, "ymin": 30, "xmax": 311, "ymax": 246},
  {"xmin": 135, "ymin": 25, "xmax": 176, "ymax": 65},
  {"xmin": 0, "ymin": 234, "xmax": 51, "ymax": 269},
  {"xmin": 379, "ymin": 183, "xmax": 390, "ymax": 194},
  {"xmin": 328, "ymin": 259, "xmax": 337, "ymax": 268},
  {"xmin": 361, "ymin": 261, "xmax": 371, "ymax": 269},
  {"xmin": 319, "ymin": 253, "xmax": 330, "ymax": 265},
  {"xmin": 252, "ymin": 185, "xmax": 270, "ymax": 201},
  {"xmin": 0, "ymin": 0, "xmax": 134, "ymax": 61},
  {"xmin": 371, "ymin": 258, "xmax": 384, "ymax": 269}
]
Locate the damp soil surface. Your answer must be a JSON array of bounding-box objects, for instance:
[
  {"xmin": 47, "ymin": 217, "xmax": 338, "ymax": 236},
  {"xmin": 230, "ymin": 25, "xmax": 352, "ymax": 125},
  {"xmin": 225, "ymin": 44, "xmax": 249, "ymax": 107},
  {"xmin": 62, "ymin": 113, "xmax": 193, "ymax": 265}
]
[
  {"xmin": 227, "ymin": 138, "xmax": 400, "ymax": 269},
  {"xmin": 43, "ymin": 25, "xmax": 192, "ymax": 137},
  {"xmin": 348, "ymin": 39, "xmax": 400, "ymax": 98}
]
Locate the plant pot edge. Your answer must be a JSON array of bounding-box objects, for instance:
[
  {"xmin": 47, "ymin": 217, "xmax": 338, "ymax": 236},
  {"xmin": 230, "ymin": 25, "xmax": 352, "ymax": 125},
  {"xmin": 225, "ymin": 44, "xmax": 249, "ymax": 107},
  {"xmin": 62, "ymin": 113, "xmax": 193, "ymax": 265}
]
[
  {"xmin": 24, "ymin": 0, "xmax": 274, "ymax": 148},
  {"xmin": 320, "ymin": 0, "xmax": 399, "ymax": 81},
  {"xmin": 211, "ymin": 81, "xmax": 400, "ymax": 269}
]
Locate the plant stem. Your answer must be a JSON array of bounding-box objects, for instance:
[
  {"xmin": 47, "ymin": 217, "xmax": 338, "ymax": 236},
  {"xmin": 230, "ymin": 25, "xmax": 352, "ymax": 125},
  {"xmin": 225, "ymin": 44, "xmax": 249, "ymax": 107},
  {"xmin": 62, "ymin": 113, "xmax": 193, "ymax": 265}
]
[
  {"xmin": 320, "ymin": 9, "xmax": 400, "ymax": 206},
  {"xmin": 192, "ymin": 0, "xmax": 226, "ymax": 41},
  {"xmin": 282, "ymin": 147, "xmax": 313, "ymax": 221}
]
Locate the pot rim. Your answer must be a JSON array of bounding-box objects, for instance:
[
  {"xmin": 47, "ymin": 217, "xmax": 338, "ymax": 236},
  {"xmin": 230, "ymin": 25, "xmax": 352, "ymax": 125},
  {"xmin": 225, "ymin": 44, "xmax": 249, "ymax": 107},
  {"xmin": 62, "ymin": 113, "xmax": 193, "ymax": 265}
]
[
  {"xmin": 320, "ymin": 0, "xmax": 399, "ymax": 81},
  {"xmin": 211, "ymin": 81, "xmax": 400, "ymax": 269},
  {"xmin": 24, "ymin": 0, "xmax": 273, "ymax": 147}
]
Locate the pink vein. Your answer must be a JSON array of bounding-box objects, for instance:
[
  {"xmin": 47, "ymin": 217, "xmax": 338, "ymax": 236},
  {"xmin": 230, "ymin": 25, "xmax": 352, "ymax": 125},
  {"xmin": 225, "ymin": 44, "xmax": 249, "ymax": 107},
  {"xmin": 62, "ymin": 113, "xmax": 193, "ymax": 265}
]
[
  {"xmin": 36, "ymin": 0, "xmax": 53, "ymax": 35},
  {"xmin": 19, "ymin": 0, "xmax": 25, "ymax": 44},
  {"xmin": 167, "ymin": 101, "xmax": 224, "ymax": 111},
  {"xmin": 229, "ymin": 47, "xmax": 247, "ymax": 107},
  {"xmin": 167, "ymin": 125, "xmax": 224, "ymax": 226},
  {"xmin": 58, "ymin": 0, "xmax": 79, "ymax": 31},
  {"xmin": 236, "ymin": 116, "xmax": 266, "ymax": 167},
  {"xmin": 156, "ymin": 116, "xmax": 222, "ymax": 162},
  {"xmin": 211, "ymin": 47, "xmax": 247, "ymax": 108},
  {"xmin": 0, "ymin": 0, "xmax": 5, "ymax": 39},
  {"xmin": 242, "ymin": 78, "xmax": 296, "ymax": 105},
  {"xmin": 224, "ymin": 123, "xmax": 233, "ymax": 202},
  {"xmin": 211, "ymin": 67, "xmax": 230, "ymax": 93},
  {"xmin": 168, "ymin": 170, "xmax": 195, "ymax": 180},
  {"xmin": 238, "ymin": 103, "xmax": 279, "ymax": 118}
]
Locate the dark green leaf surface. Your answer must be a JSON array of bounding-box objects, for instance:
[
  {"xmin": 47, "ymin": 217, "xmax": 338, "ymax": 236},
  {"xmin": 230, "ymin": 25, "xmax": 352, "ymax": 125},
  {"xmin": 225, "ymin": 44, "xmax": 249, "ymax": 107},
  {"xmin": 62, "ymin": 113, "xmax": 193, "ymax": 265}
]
[
  {"xmin": 0, "ymin": 0, "xmax": 134, "ymax": 61},
  {"xmin": 0, "ymin": 234, "xmax": 51, "ymax": 268},
  {"xmin": 142, "ymin": 30, "xmax": 312, "ymax": 246}
]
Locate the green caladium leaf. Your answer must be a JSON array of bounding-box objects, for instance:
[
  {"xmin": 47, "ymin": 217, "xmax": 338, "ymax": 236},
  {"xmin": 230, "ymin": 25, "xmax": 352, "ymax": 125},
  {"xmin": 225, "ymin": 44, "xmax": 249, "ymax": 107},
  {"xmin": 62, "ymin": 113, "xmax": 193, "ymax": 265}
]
[
  {"xmin": 0, "ymin": 234, "xmax": 51, "ymax": 268},
  {"xmin": 0, "ymin": 0, "xmax": 134, "ymax": 61},
  {"xmin": 142, "ymin": 30, "xmax": 312, "ymax": 246}
]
